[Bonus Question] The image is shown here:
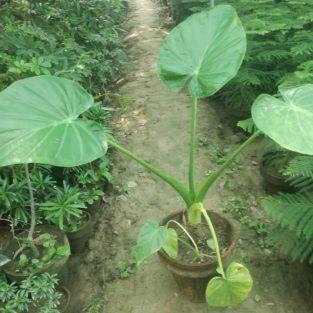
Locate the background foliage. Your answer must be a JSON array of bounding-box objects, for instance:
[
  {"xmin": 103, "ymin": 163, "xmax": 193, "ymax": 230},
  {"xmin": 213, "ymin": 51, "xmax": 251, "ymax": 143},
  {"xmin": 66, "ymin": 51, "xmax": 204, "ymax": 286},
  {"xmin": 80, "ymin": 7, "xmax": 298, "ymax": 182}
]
[
  {"xmin": 0, "ymin": 0, "xmax": 126, "ymax": 227},
  {"xmin": 0, "ymin": 0, "xmax": 128, "ymax": 94}
]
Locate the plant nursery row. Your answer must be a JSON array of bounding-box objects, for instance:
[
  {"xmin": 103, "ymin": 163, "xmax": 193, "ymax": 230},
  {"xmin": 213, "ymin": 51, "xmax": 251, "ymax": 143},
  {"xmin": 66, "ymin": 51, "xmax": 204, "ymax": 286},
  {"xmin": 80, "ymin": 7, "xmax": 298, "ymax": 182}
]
[{"xmin": 1, "ymin": 0, "xmax": 313, "ymax": 312}]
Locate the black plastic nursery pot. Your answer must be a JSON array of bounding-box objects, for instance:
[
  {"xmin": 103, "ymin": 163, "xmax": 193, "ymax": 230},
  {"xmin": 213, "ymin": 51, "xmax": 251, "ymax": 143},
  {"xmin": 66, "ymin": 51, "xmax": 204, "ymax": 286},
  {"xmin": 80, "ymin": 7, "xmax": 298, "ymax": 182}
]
[
  {"xmin": 66, "ymin": 212, "xmax": 92, "ymax": 254},
  {"xmin": 3, "ymin": 225, "xmax": 70, "ymax": 284},
  {"xmin": 158, "ymin": 210, "xmax": 237, "ymax": 303},
  {"xmin": 260, "ymin": 155, "xmax": 296, "ymax": 194}
]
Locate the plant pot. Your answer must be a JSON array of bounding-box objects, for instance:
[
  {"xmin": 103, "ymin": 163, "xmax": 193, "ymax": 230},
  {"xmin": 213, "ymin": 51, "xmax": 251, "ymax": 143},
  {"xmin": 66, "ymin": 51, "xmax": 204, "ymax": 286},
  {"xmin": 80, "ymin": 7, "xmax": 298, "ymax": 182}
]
[
  {"xmin": 58, "ymin": 286, "xmax": 71, "ymax": 312},
  {"xmin": 0, "ymin": 227, "xmax": 12, "ymax": 253},
  {"xmin": 29, "ymin": 285, "xmax": 71, "ymax": 313},
  {"xmin": 3, "ymin": 225, "xmax": 70, "ymax": 284},
  {"xmin": 260, "ymin": 156, "xmax": 296, "ymax": 194},
  {"xmin": 158, "ymin": 210, "xmax": 237, "ymax": 303},
  {"xmin": 66, "ymin": 212, "xmax": 92, "ymax": 254}
]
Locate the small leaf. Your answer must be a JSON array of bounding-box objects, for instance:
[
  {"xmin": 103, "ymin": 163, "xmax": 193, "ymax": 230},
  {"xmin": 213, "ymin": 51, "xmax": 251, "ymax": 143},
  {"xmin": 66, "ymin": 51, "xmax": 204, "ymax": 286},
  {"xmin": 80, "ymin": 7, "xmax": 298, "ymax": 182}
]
[
  {"xmin": 188, "ymin": 202, "xmax": 203, "ymax": 225},
  {"xmin": 216, "ymin": 266, "xmax": 223, "ymax": 275},
  {"xmin": 0, "ymin": 254, "xmax": 10, "ymax": 267},
  {"xmin": 19, "ymin": 254, "xmax": 28, "ymax": 267},
  {"xmin": 207, "ymin": 239, "xmax": 216, "ymax": 251},
  {"xmin": 132, "ymin": 221, "xmax": 168, "ymax": 266},
  {"xmin": 56, "ymin": 246, "xmax": 71, "ymax": 257},
  {"xmin": 206, "ymin": 262, "xmax": 253, "ymax": 307},
  {"xmin": 162, "ymin": 228, "xmax": 178, "ymax": 259},
  {"xmin": 254, "ymin": 294, "xmax": 262, "ymax": 303}
]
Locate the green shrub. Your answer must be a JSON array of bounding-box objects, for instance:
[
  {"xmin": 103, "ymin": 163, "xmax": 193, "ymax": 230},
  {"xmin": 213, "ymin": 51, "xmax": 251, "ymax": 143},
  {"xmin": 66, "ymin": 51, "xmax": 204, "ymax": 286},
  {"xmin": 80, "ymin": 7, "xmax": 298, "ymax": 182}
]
[
  {"xmin": 0, "ymin": 0, "xmax": 128, "ymax": 94},
  {"xmin": 262, "ymin": 155, "xmax": 313, "ymax": 263},
  {"xmin": 0, "ymin": 273, "xmax": 62, "ymax": 313}
]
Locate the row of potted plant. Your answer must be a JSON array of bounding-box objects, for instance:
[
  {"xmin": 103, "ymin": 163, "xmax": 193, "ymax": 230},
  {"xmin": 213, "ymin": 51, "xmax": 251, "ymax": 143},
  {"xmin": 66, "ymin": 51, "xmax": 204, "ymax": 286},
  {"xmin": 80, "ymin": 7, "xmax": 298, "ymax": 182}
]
[{"xmin": 1, "ymin": 3, "xmax": 313, "ymax": 310}]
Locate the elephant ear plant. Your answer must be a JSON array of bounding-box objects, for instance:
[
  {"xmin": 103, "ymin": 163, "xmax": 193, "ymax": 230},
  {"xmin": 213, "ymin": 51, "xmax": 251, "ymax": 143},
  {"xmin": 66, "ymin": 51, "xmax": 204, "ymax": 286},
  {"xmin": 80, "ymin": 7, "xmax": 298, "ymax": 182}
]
[
  {"xmin": 1, "ymin": 4, "xmax": 312, "ymax": 308},
  {"xmin": 0, "ymin": 75, "xmax": 108, "ymax": 268}
]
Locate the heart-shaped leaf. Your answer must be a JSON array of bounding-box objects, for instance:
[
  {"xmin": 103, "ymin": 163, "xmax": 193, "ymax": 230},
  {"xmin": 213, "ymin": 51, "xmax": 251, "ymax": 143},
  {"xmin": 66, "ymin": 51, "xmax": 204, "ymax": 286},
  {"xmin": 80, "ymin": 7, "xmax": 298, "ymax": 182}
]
[
  {"xmin": 252, "ymin": 84, "xmax": 313, "ymax": 155},
  {"xmin": 0, "ymin": 75, "xmax": 108, "ymax": 167},
  {"xmin": 163, "ymin": 228, "xmax": 178, "ymax": 259},
  {"xmin": 157, "ymin": 5, "xmax": 246, "ymax": 98},
  {"xmin": 206, "ymin": 262, "xmax": 253, "ymax": 307},
  {"xmin": 132, "ymin": 221, "xmax": 168, "ymax": 266}
]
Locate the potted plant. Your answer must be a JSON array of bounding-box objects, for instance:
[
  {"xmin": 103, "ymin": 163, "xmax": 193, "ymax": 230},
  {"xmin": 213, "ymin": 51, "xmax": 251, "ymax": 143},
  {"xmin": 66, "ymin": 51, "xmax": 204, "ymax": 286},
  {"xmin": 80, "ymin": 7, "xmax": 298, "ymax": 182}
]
[
  {"xmin": 39, "ymin": 182, "xmax": 92, "ymax": 254},
  {"xmin": 260, "ymin": 147, "xmax": 296, "ymax": 194},
  {"xmin": 0, "ymin": 75, "xmax": 111, "ymax": 282},
  {"xmin": 1, "ymin": 5, "xmax": 312, "ymax": 307},
  {"xmin": 0, "ymin": 272, "xmax": 70, "ymax": 313}
]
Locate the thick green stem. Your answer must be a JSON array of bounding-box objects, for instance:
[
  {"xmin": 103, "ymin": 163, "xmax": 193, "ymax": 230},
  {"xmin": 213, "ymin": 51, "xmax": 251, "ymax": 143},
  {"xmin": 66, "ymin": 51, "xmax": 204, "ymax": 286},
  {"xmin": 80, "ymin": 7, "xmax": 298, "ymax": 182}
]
[
  {"xmin": 201, "ymin": 208, "xmax": 226, "ymax": 278},
  {"xmin": 108, "ymin": 140, "xmax": 192, "ymax": 206},
  {"xmin": 189, "ymin": 97, "xmax": 197, "ymax": 201},
  {"xmin": 195, "ymin": 130, "xmax": 262, "ymax": 202}
]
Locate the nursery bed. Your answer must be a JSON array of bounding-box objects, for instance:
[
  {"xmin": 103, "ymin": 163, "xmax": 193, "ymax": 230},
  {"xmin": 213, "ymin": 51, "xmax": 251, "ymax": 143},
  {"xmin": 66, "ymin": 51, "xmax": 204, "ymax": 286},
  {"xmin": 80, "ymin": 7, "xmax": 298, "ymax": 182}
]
[{"xmin": 61, "ymin": 0, "xmax": 313, "ymax": 312}]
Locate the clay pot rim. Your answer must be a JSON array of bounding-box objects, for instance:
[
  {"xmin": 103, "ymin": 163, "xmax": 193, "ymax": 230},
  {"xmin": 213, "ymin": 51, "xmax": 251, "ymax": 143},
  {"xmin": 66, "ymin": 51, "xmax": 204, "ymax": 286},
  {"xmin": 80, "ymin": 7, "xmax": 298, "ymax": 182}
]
[
  {"xmin": 3, "ymin": 225, "xmax": 70, "ymax": 278},
  {"xmin": 158, "ymin": 210, "xmax": 237, "ymax": 271},
  {"xmin": 57, "ymin": 285, "xmax": 71, "ymax": 311},
  {"xmin": 65, "ymin": 211, "xmax": 91, "ymax": 234}
]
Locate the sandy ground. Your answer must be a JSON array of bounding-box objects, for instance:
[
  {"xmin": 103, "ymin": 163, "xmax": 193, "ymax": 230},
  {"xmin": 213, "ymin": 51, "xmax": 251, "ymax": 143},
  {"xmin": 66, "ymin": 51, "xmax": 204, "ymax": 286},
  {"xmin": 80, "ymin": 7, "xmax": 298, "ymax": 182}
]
[{"xmin": 67, "ymin": 1, "xmax": 313, "ymax": 312}]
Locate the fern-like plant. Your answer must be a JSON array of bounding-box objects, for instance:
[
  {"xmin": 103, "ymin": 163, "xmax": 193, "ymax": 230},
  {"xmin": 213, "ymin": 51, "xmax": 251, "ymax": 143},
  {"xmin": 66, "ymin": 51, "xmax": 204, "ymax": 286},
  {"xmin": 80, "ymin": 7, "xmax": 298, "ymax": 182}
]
[{"xmin": 263, "ymin": 192, "xmax": 313, "ymax": 263}]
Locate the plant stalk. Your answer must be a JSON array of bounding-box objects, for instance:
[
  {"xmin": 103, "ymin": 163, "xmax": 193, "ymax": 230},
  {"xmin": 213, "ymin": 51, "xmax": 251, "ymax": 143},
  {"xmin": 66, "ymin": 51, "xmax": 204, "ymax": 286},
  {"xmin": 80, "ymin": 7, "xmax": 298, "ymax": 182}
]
[
  {"xmin": 24, "ymin": 164, "xmax": 39, "ymax": 258},
  {"xmin": 195, "ymin": 130, "xmax": 262, "ymax": 202},
  {"xmin": 24, "ymin": 164, "xmax": 36, "ymax": 241},
  {"xmin": 167, "ymin": 219, "xmax": 200, "ymax": 256},
  {"xmin": 189, "ymin": 97, "xmax": 197, "ymax": 201},
  {"xmin": 201, "ymin": 208, "xmax": 226, "ymax": 278},
  {"xmin": 108, "ymin": 139, "xmax": 192, "ymax": 206}
]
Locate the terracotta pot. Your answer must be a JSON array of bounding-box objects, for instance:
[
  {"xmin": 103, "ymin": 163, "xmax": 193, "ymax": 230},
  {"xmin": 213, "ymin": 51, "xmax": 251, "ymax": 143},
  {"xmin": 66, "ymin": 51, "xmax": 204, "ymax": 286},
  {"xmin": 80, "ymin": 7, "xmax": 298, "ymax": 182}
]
[
  {"xmin": 66, "ymin": 212, "xmax": 92, "ymax": 254},
  {"xmin": 158, "ymin": 210, "xmax": 237, "ymax": 303},
  {"xmin": 3, "ymin": 225, "xmax": 70, "ymax": 284}
]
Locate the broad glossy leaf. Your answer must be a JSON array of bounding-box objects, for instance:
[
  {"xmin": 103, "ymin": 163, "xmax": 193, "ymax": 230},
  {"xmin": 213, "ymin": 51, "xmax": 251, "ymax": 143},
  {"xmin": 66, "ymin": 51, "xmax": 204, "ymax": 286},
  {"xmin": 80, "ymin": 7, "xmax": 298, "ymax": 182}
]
[
  {"xmin": 252, "ymin": 84, "xmax": 313, "ymax": 155},
  {"xmin": 132, "ymin": 221, "xmax": 167, "ymax": 266},
  {"xmin": 0, "ymin": 76, "xmax": 108, "ymax": 167},
  {"xmin": 206, "ymin": 262, "xmax": 253, "ymax": 307},
  {"xmin": 163, "ymin": 228, "xmax": 178, "ymax": 259},
  {"xmin": 157, "ymin": 5, "xmax": 246, "ymax": 98}
]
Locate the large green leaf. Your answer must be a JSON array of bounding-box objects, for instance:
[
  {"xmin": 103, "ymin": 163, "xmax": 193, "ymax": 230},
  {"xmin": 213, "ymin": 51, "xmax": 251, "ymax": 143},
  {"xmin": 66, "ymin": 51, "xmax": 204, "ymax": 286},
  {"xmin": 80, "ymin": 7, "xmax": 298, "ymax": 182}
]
[
  {"xmin": 157, "ymin": 5, "xmax": 246, "ymax": 99},
  {"xmin": 0, "ymin": 75, "xmax": 108, "ymax": 167},
  {"xmin": 206, "ymin": 262, "xmax": 253, "ymax": 307},
  {"xmin": 252, "ymin": 84, "xmax": 313, "ymax": 155},
  {"xmin": 132, "ymin": 221, "xmax": 168, "ymax": 266}
]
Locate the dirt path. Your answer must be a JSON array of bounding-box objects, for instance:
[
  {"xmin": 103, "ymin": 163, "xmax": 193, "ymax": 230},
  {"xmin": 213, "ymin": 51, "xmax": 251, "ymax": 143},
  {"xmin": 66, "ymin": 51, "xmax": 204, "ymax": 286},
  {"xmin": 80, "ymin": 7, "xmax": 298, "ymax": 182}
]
[{"xmin": 81, "ymin": 1, "xmax": 313, "ymax": 312}]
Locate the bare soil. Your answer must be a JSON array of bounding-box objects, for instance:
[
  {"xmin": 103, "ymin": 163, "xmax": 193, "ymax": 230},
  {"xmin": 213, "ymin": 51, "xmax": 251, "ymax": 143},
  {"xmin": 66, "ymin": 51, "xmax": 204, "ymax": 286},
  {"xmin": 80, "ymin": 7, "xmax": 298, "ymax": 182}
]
[{"xmin": 66, "ymin": 1, "xmax": 313, "ymax": 312}]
